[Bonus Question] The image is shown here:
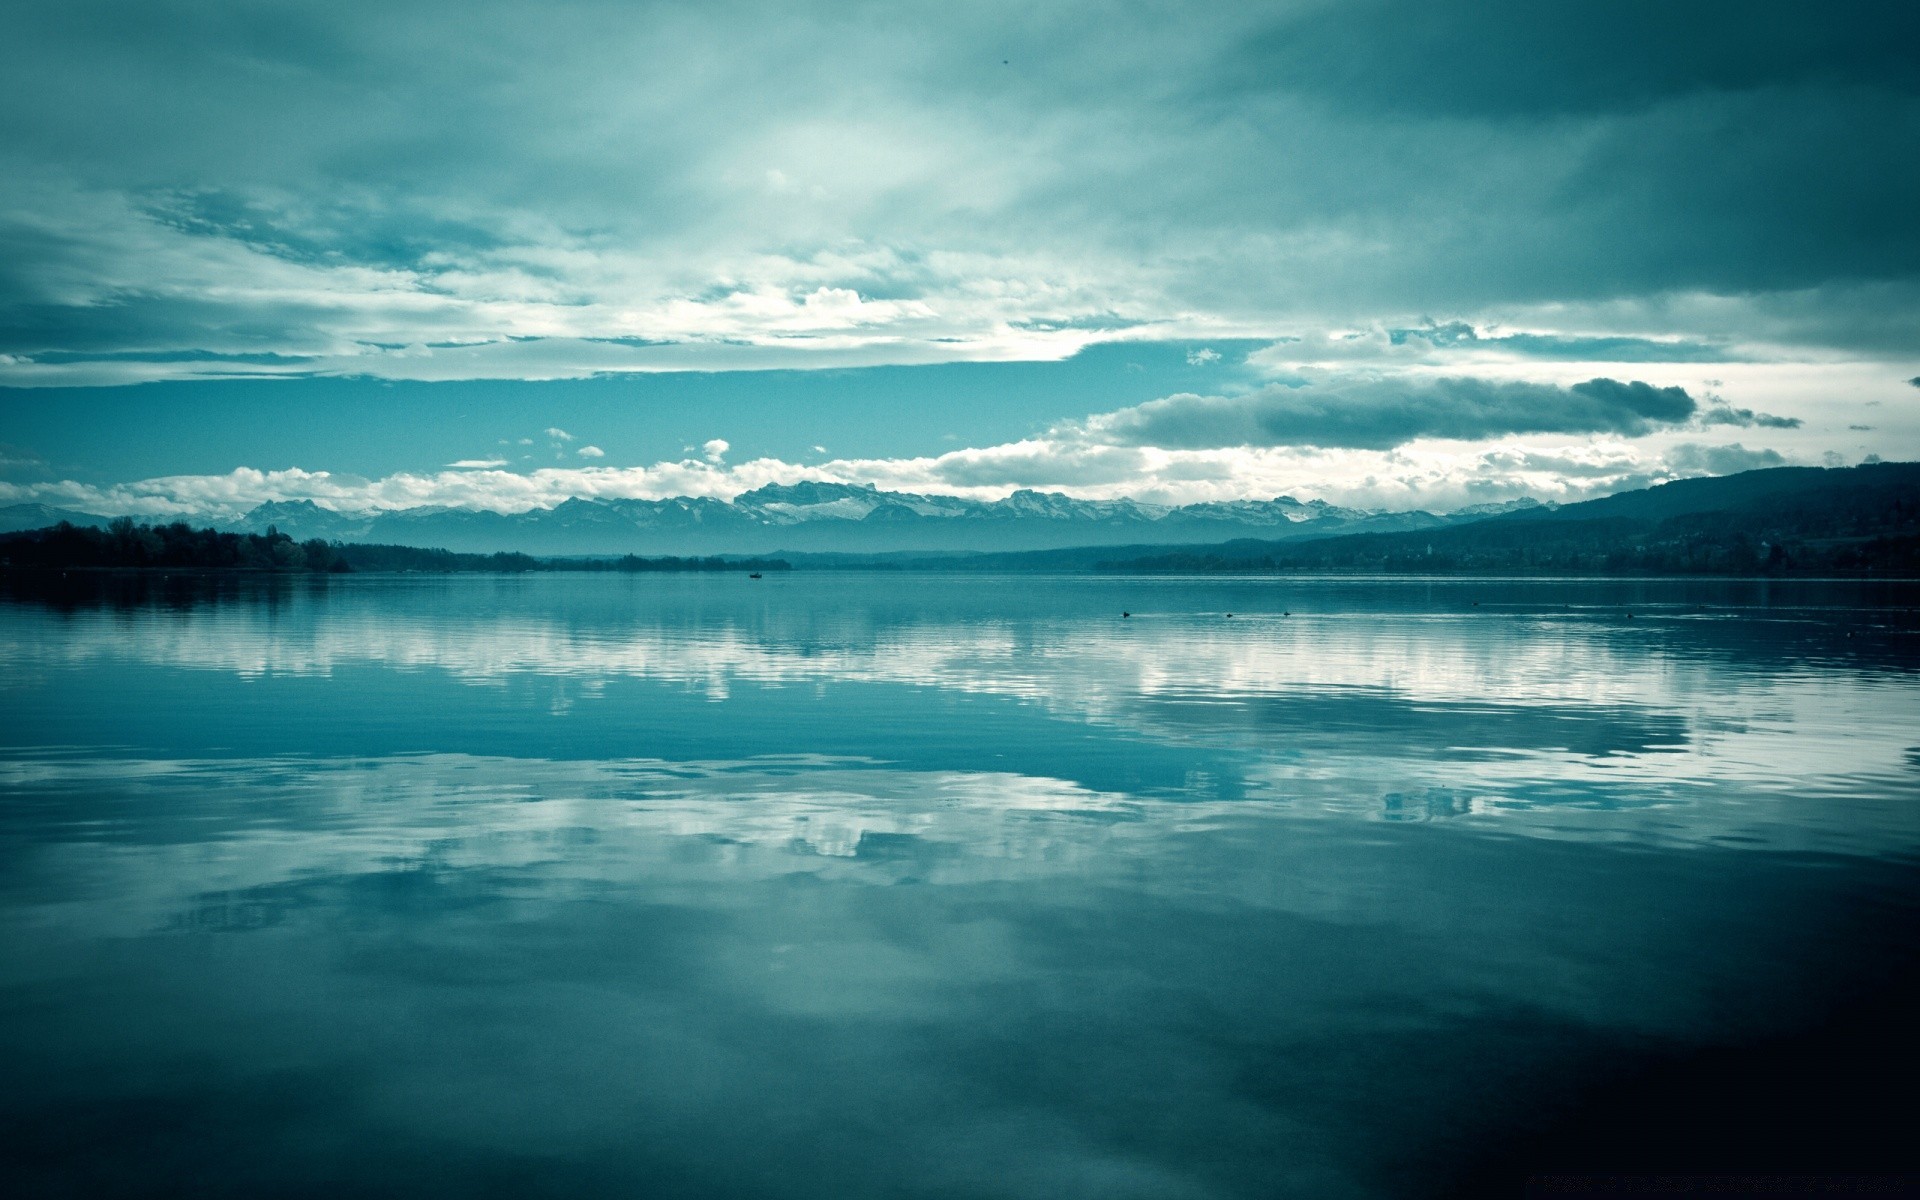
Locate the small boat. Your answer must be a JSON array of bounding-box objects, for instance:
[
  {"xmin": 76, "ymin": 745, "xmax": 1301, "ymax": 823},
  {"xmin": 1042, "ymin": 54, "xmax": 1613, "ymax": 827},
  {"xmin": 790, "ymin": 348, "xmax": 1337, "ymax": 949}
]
[{"xmin": 748, "ymin": 572, "xmax": 762, "ymax": 579}]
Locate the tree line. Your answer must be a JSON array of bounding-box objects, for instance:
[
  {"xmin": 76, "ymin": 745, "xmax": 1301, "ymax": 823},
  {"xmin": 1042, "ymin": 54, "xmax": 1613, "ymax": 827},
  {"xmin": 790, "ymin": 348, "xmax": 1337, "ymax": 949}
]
[
  {"xmin": 1100, "ymin": 515, "xmax": 1920, "ymax": 576},
  {"xmin": 0, "ymin": 520, "xmax": 789, "ymax": 574},
  {"xmin": 0, "ymin": 519, "xmax": 351, "ymax": 572}
]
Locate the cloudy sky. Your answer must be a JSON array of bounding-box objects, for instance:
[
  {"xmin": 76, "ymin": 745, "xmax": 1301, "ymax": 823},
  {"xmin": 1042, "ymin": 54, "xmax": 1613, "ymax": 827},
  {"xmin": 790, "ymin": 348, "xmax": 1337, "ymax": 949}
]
[{"xmin": 2, "ymin": 0, "xmax": 1915, "ymax": 516}]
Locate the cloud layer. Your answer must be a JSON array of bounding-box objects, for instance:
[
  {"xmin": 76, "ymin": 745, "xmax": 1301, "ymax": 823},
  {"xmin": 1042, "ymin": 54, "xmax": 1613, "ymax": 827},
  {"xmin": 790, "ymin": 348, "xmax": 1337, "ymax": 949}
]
[
  {"xmin": 0, "ymin": 415, "xmax": 1829, "ymax": 523},
  {"xmin": 0, "ymin": 0, "xmax": 1914, "ymax": 385},
  {"xmin": 1085, "ymin": 377, "xmax": 1698, "ymax": 451}
]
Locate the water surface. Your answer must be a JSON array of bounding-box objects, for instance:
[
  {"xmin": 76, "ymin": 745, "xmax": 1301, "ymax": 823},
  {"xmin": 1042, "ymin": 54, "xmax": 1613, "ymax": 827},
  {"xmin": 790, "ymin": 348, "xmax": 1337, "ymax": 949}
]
[{"xmin": 3, "ymin": 574, "xmax": 1917, "ymax": 1197}]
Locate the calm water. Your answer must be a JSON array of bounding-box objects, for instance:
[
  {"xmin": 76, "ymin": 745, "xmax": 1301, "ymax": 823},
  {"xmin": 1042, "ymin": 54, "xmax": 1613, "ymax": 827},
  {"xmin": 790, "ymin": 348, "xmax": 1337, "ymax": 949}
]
[{"xmin": 2, "ymin": 573, "xmax": 1917, "ymax": 1198}]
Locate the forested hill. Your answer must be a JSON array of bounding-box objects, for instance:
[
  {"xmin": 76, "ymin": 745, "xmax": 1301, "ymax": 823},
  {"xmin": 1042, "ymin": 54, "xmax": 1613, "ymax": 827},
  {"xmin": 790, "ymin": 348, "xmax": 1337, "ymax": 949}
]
[
  {"xmin": 1099, "ymin": 462, "xmax": 1920, "ymax": 576},
  {"xmin": 0, "ymin": 519, "xmax": 788, "ymax": 574}
]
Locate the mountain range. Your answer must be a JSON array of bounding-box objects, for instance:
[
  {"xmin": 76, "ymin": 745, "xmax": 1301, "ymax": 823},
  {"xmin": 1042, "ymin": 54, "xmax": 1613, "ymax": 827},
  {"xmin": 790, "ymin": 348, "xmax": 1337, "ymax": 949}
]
[
  {"xmin": 3, "ymin": 464, "xmax": 1913, "ymax": 574},
  {"xmin": 0, "ymin": 483, "xmax": 1549, "ymax": 556}
]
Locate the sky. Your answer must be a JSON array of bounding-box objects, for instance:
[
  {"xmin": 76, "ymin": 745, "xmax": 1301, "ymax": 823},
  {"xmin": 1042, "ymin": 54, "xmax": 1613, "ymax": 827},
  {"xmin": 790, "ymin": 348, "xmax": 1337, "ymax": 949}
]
[{"xmin": 1, "ymin": 0, "xmax": 1915, "ymax": 517}]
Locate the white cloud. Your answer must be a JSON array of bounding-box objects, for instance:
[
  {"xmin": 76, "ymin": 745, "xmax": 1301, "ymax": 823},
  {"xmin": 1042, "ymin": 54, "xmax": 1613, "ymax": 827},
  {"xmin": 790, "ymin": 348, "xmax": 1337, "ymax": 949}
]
[
  {"xmin": 449, "ymin": 458, "xmax": 508, "ymax": 469},
  {"xmin": 1186, "ymin": 347, "xmax": 1220, "ymax": 365},
  {"xmin": 0, "ymin": 425, "xmax": 1811, "ymax": 523},
  {"xmin": 545, "ymin": 427, "xmax": 574, "ymax": 441},
  {"xmin": 703, "ymin": 439, "xmax": 730, "ymax": 463},
  {"xmin": 577, "ymin": 445, "xmax": 606, "ymax": 458}
]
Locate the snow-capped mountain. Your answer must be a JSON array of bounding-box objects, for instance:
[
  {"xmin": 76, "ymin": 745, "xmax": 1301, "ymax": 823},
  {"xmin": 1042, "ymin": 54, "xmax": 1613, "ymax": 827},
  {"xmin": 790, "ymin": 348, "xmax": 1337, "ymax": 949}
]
[
  {"xmin": 1, "ymin": 483, "xmax": 1528, "ymax": 556},
  {"xmin": 207, "ymin": 483, "xmax": 1460, "ymax": 555},
  {"xmin": 1448, "ymin": 497, "xmax": 1557, "ymax": 518}
]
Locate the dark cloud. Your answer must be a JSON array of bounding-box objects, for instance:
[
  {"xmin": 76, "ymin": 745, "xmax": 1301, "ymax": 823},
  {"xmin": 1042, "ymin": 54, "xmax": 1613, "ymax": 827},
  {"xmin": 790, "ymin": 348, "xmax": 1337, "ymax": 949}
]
[
  {"xmin": 1088, "ymin": 377, "xmax": 1696, "ymax": 451},
  {"xmin": 1392, "ymin": 324, "xmax": 1733, "ymax": 363},
  {"xmin": 1230, "ymin": 1, "xmax": 1919, "ymax": 118},
  {"xmin": 1665, "ymin": 443, "xmax": 1788, "ymax": 476},
  {"xmin": 1190, "ymin": 3, "xmax": 1920, "ymax": 315},
  {"xmin": 0, "ymin": 443, "xmax": 50, "ymax": 479},
  {"xmin": 147, "ymin": 189, "xmax": 510, "ymax": 273},
  {"xmin": 1697, "ymin": 405, "xmax": 1802, "ymax": 429}
]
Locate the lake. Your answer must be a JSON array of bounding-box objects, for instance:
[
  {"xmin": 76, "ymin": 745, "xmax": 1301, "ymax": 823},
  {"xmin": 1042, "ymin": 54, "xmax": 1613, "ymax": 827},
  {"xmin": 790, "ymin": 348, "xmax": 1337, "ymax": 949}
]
[{"xmin": 2, "ymin": 573, "xmax": 1916, "ymax": 1198}]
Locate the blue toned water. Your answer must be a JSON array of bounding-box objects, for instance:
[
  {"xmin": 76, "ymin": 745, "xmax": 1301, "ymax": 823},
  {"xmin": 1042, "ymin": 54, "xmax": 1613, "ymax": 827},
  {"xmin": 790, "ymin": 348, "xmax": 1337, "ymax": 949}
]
[{"xmin": 2, "ymin": 573, "xmax": 1917, "ymax": 1197}]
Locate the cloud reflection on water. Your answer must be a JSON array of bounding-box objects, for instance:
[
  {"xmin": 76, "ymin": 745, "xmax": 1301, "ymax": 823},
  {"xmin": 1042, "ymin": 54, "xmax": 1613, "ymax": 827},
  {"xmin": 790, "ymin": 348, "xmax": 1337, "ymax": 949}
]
[
  {"xmin": 2, "ymin": 575, "xmax": 1919, "ymax": 1197},
  {"xmin": 3, "ymin": 575, "xmax": 1916, "ymax": 851}
]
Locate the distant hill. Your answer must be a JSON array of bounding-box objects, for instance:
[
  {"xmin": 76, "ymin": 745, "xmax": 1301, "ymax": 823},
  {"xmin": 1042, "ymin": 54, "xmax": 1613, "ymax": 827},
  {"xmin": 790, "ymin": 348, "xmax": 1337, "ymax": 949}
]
[
  {"xmin": 1521, "ymin": 463, "xmax": 1916, "ymax": 524},
  {"xmin": 0, "ymin": 504, "xmax": 112, "ymax": 534},
  {"xmin": 1089, "ymin": 462, "xmax": 1920, "ymax": 576}
]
